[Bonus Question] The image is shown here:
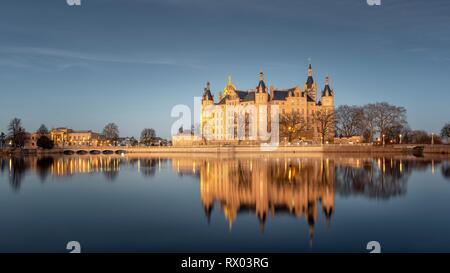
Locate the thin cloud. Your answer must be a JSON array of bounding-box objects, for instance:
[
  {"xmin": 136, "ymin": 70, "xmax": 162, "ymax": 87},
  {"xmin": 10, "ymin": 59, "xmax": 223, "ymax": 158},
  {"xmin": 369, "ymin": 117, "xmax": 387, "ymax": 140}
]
[{"xmin": 0, "ymin": 46, "xmax": 205, "ymax": 69}]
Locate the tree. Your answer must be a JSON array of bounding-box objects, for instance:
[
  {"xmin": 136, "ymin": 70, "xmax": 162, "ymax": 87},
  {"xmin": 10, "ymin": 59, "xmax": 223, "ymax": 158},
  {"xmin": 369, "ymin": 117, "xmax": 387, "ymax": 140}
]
[
  {"xmin": 37, "ymin": 124, "xmax": 49, "ymax": 135},
  {"xmin": 0, "ymin": 132, "xmax": 5, "ymax": 148},
  {"xmin": 279, "ymin": 112, "xmax": 307, "ymax": 142},
  {"xmin": 129, "ymin": 137, "xmax": 139, "ymax": 146},
  {"xmin": 335, "ymin": 105, "xmax": 364, "ymax": 137},
  {"xmin": 360, "ymin": 102, "xmax": 408, "ymax": 143},
  {"xmin": 372, "ymin": 102, "xmax": 408, "ymax": 142},
  {"xmin": 408, "ymin": 130, "xmax": 442, "ymax": 144},
  {"xmin": 362, "ymin": 103, "xmax": 378, "ymax": 143},
  {"xmin": 441, "ymin": 123, "xmax": 450, "ymax": 143},
  {"xmin": 103, "ymin": 123, "xmax": 119, "ymax": 144},
  {"xmin": 8, "ymin": 117, "xmax": 26, "ymax": 148},
  {"xmin": 36, "ymin": 135, "xmax": 54, "ymax": 149},
  {"xmin": 140, "ymin": 128, "xmax": 156, "ymax": 146},
  {"xmin": 314, "ymin": 109, "xmax": 335, "ymax": 144}
]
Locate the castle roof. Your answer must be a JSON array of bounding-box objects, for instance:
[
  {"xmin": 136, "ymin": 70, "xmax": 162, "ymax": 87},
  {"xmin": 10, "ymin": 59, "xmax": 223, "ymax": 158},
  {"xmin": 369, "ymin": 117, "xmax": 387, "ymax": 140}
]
[
  {"xmin": 256, "ymin": 80, "xmax": 266, "ymax": 93},
  {"xmin": 216, "ymin": 90, "xmax": 255, "ymax": 105},
  {"xmin": 271, "ymin": 88, "xmax": 295, "ymax": 101},
  {"xmin": 321, "ymin": 84, "xmax": 333, "ymax": 96},
  {"xmin": 306, "ymin": 76, "xmax": 314, "ymax": 89}
]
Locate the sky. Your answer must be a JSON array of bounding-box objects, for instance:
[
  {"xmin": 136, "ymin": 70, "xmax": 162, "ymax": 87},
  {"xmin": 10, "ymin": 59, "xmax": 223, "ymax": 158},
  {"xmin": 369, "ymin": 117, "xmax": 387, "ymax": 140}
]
[{"xmin": 0, "ymin": 0, "xmax": 449, "ymax": 139}]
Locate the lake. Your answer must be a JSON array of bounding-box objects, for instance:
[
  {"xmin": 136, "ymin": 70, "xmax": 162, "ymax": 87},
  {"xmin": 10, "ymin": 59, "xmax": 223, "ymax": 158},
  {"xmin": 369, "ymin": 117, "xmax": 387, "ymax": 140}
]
[{"xmin": 0, "ymin": 153, "xmax": 449, "ymax": 253}]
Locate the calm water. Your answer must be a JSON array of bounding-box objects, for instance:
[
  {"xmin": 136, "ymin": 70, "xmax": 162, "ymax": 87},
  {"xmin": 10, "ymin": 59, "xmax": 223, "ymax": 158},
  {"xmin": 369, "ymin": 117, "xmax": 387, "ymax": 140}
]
[{"xmin": 0, "ymin": 153, "xmax": 449, "ymax": 253}]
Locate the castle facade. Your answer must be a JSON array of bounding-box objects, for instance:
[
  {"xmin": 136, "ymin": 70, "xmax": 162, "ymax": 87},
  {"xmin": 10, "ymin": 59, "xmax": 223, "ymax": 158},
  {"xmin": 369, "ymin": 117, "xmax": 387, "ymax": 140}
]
[{"xmin": 200, "ymin": 64, "xmax": 335, "ymax": 144}]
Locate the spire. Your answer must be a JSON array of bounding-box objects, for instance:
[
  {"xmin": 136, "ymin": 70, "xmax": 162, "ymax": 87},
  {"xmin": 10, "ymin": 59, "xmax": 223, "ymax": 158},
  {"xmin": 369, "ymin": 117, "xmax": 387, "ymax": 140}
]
[
  {"xmin": 202, "ymin": 81, "xmax": 213, "ymax": 101},
  {"xmin": 257, "ymin": 70, "xmax": 267, "ymax": 93},
  {"xmin": 305, "ymin": 63, "xmax": 315, "ymax": 89},
  {"xmin": 322, "ymin": 75, "xmax": 333, "ymax": 97},
  {"xmin": 223, "ymin": 75, "xmax": 236, "ymax": 96}
]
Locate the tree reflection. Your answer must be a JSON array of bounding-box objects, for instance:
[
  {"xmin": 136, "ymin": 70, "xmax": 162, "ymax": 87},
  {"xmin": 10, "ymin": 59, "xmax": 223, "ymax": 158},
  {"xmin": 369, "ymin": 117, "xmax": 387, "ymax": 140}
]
[
  {"xmin": 8, "ymin": 157, "xmax": 29, "ymax": 191},
  {"xmin": 442, "ymin": 163, "xmax": 450, "ymax": 181},
  {"xmin": 36, "ymin": 157, "xmax": 54, "ymax": 182},
  {"xmin": 139, "ymin": 159, "xmax": 159, "ymax": 177},
  {"xmin": 335, "ymin": 158, "xmax": 410, "ymax": 199}
]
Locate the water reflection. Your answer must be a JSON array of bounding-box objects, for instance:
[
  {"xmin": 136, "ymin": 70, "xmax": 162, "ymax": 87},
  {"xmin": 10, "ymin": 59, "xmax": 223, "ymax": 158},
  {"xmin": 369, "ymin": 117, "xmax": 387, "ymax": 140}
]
[
  {"xmin": 0, "ymin": 156, "xmax": 169, "ymax": 187},
  {"xmin": 0, "ymin": 155, "xmax": 449, "ymax": 237}
]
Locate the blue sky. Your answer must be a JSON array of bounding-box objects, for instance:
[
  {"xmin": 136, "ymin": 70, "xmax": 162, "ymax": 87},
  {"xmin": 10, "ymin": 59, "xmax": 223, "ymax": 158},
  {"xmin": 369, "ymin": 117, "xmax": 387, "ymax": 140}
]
[{"xmin": 1, "ymin": 0, "xmax": 449, "ymax": 138}]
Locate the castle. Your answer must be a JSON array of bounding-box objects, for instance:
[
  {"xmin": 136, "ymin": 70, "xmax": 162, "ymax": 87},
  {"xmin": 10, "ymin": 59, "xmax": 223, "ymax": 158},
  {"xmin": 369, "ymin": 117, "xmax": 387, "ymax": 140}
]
[{"xmin": 200, "ymin": 64, "xmax": 335, "ymax": 144}]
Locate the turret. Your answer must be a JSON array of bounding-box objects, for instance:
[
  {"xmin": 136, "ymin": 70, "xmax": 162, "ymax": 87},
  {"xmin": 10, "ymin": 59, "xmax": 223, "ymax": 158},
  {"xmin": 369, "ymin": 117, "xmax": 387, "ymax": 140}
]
[
  {"xmin": 255, "ymin": 70, "xmax": 268, "ymax": 103},
  {"xmin": 321, "ymin": 76, "xmax": 334, "ymax": 109},
  {"xmin": 256, "ymin": 70, "xmax": 267, "ymax": 93},
  {"xmin": 303, "ymin": 63, "xmax": 317, "ymax": 101},
  {"xmin": 202, "ymin": 81, "xmax": 214, "ymax": 102}
]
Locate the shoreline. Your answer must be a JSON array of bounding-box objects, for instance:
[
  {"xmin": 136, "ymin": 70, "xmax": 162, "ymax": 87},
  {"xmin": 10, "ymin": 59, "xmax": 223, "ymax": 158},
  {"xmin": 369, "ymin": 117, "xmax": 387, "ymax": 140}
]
[{"xmin": 2, "ymin": 144, "xmax": 449, "ymax": 156}]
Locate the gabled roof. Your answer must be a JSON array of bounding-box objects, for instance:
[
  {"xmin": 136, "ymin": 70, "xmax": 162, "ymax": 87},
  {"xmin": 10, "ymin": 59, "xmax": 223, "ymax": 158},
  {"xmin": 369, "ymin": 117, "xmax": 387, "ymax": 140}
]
[
  {"xmin": 235, "ymin": 90, "xmax": 249, "ymax": 100},
  {"xmin": 272, "ymin": 90, "xmax": 289, "ymax": 101},
  {"xmin": 202, "ymin": 88, "xmax": 213, "ymax": 100},
  {"xmin": 242, "ymin": 91, "xmax": 255, "ymax": 102},
  {"xmin": 216, "ymin": 90, "xmax": 257, "ymax": 104},
  {"xmin": 256, "ymin": 80, "xmax": 266, "ymax": 93},
  {"xmin": 271, "ymin": 87, "xmax": 297, "ymax": 101},
  {"xmin": 322, "ymin": 84, "xmax": 333, "ymax": 96}
]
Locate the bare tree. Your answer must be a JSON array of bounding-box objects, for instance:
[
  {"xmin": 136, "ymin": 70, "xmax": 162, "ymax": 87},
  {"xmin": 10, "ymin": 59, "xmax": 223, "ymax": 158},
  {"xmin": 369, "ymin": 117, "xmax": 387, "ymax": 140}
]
[
  {"xmin": 140, "ymin": 128, "xmax": 156, "ymax": 146},
  {"xmin": 314, "ymin": 109, "xmax": 335, "ymax": 144},
  {"xmin": 335, "ymin": 105, "xmax": 364, "ymax": 137},
  {"xmin": 0, "ymin": 132, "xmax": 6, "ymax": 148},
  {"xmin": 8, "ymin": 117, "xmax": 26, "ymax": 148},
  {"xmin": 362, "ymin": 103, "xmax": 378, "ymax": 143},
  {"xmin": 279, "ymin": 112, "xmax": 307, "ymax": 142},
  {"xmin": 441, "ymin": 123, "xmax": 450, "ymax": 143},
  {"xmin": 372, "ymin": 102, "xmax": 407, "ymax": 141},
  {"xmin": 103, "ymin": 123, "xmax": 120, "ymax": 144}
]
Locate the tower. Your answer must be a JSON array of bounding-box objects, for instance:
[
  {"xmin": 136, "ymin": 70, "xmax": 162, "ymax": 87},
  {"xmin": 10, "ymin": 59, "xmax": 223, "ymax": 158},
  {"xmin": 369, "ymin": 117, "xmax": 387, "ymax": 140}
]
[
  {"xmin": 320, "ymin": 76, "xmax": 335, "ymax": 143},
  {"xmin": 320, "ymin": 76, "xmax": 334, "ymax": 110},
  {"xmin": 201, "ymin": 82, "xmax": 214, "ymax": 139},
  {"xmin": 303, "ymin": 63, "xmax": 317, "ymax": 101},
  {"xmin": 254, "ymin": 70, "xmax": 269, "ymax": 140},
  {"xmin": 202, "ymin": 81, "xmax": 214, "ymax": 103},
  {"xmin": 255, "ymin": 70, "xmax": 268, "ymax": 103}
]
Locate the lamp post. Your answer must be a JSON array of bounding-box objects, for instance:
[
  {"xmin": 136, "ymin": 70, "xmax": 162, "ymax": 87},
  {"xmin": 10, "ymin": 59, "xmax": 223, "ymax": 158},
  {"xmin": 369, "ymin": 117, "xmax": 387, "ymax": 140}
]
[
  {"xmin": 382, "ymin": 134, "xmax": 385, "ymax": 147},
  {"xmin": 431, "ymin": 132, "xmax": 434, "ymax": 145},
  {"xmin": 399, "ymin": 134, "xmax": 402, "ymax": 144}
]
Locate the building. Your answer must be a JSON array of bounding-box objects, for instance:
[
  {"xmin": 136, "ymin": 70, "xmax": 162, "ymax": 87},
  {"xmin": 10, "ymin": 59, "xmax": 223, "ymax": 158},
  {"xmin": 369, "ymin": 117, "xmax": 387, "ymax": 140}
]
[
  {"xmin": 200, "ymin": 64, "xmax": 335, "ymax": 144},
  {"xmin": 50, "ymin": 127, "xmax": 104, "ymax": 147}
]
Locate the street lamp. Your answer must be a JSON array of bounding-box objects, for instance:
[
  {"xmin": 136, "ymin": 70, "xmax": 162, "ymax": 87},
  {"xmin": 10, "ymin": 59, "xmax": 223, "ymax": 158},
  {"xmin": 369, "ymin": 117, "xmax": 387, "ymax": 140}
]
[
  {"xmin": 431, "ymin": 132, "xmax": 434, "ymax": 145},
  {"xmin": 382, "ymin": 134, "xmax": 385, "ymax": 147},
  {"xmin": 399, "ymin": 134, "xmax": 402, "ymax": 144}
]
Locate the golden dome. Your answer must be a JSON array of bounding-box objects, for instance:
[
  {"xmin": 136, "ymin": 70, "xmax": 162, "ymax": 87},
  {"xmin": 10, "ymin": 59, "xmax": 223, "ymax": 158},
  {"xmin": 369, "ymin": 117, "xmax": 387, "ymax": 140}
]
[{"xmin": 223, "ymin": 75, "xmax": 236, "ymax": 96}]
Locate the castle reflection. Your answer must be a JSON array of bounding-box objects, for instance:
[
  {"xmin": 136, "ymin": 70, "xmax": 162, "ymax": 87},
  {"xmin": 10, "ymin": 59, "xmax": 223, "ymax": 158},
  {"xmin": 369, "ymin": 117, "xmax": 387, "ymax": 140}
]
[
  {"xmin": 0, "ymin": 154, "xmax": 449, "ymax": 240},
  {"xmin": 170, "ymin": 155, "xmax": 449, "ymax": 240}
]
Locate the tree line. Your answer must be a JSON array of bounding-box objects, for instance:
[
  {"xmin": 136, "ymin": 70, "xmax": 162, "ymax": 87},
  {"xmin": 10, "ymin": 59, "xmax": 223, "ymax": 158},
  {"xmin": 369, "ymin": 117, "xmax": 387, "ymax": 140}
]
[
  {"xmin": 335, "ymin": 102, "xmax": 450, "ymax": 144},
  {"xmin": 277, "ymin": 101, "xmax": 450, "ymax": 144},
  {"xmin": 0, "ymin": 118, "xmax": 161, "ymax": 150}
]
